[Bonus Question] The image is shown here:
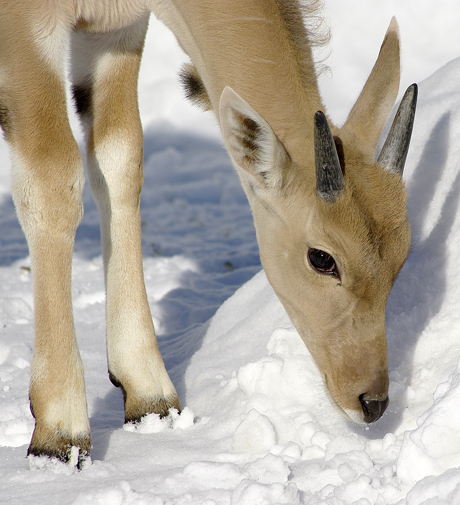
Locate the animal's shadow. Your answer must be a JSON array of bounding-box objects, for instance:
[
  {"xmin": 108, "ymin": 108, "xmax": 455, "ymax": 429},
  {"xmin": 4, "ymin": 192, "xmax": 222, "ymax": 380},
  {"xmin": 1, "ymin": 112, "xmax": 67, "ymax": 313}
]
[{"xmin": 352, "ymin": 111, "xmax": 460, "ymax": 439}]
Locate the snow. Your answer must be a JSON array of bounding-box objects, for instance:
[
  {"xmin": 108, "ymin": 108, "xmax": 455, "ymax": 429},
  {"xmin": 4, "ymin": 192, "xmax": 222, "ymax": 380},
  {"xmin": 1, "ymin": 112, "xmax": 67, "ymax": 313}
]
[{"xmin": 1, "ymin": 2, "xmax": 460, "ymax": 504}]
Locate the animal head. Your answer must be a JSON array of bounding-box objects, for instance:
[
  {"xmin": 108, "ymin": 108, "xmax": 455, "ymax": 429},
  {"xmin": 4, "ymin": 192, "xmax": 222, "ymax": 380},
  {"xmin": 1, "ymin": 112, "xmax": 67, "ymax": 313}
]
[{"xmin": 218, "ymin": 19, "xmax": 417, "ymax": 423}]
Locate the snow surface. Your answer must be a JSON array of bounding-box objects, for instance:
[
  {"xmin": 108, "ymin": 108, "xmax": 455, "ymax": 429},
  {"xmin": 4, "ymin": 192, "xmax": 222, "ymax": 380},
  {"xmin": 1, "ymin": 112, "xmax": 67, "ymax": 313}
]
[{"xmin": 1, "ymin": 2, "xmax": 460, "ymax": 504}]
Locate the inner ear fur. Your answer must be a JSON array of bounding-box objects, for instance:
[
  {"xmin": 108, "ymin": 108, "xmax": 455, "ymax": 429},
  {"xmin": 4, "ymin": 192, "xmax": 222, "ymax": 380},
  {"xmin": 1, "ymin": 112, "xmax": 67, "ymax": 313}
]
[{"xmin": 219, "ymin": 86, "xmax": 290, "ymax": 189}]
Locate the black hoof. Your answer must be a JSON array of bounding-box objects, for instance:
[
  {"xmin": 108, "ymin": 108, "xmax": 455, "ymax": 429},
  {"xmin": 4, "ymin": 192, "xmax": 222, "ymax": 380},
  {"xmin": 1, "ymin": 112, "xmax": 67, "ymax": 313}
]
[{"xmin": 28, "ymin": 434, "xmax": 91, "ymax": 470}]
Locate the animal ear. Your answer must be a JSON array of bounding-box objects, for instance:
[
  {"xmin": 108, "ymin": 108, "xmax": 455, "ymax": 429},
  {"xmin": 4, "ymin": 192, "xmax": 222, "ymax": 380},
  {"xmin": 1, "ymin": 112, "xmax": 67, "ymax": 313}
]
[
  {"xmin": 343, "ymin": 17, "xmax": 400, "ymax": 156},
  {"xmin": 219, "ymin": 86, "xmax": 289, "ymax": 188}
]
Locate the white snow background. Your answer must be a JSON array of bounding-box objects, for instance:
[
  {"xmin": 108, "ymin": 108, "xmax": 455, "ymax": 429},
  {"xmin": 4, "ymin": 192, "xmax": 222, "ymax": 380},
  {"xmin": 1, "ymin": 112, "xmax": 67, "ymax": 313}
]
[{"xmin": 1, "ymin": 1, "xmax": 460, "ymax": 504}]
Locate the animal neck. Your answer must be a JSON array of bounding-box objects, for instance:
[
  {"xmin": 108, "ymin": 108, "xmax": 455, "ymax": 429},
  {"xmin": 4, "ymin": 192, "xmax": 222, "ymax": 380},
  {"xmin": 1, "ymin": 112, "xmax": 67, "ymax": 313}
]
[{"xmin": 157, "ymin": 0, "xmax": 324, "ymax": 159}]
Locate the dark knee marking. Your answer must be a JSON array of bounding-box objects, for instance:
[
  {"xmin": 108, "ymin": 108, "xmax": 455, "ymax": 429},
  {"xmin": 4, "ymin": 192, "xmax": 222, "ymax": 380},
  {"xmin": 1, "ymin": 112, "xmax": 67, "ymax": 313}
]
[
  {"xmin": 72, "ymin": 83, "xmax": 93, "ymax": 117},
  {"xmin": 179, "ymin": 63, "xmax": 212, "ymax": 111}
]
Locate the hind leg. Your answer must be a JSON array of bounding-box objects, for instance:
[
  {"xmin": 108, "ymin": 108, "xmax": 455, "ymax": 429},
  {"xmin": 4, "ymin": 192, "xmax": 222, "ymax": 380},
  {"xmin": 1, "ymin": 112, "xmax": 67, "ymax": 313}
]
[
  {"xmin": 71, "ymin": 17, "xmax": 180, "ymax": 423},
  {"xmin": 0, "ymin": 31, "xmax": 90, "ymax": 464}
]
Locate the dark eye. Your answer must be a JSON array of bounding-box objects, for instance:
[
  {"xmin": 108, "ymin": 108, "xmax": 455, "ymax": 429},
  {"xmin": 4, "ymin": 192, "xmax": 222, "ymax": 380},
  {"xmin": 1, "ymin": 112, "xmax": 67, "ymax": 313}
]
[{"xmin": 308, "ymin": 248, "xmax": 339, "ymax": 277}]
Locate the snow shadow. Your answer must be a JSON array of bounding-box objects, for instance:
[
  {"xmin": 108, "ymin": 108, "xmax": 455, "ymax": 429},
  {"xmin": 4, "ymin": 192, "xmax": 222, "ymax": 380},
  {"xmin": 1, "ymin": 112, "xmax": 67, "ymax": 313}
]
[
  {"xmin": 0, "ymin": 196, "xmax": 29, "ymax": 265},
  {"xmin": 140, "ymin": 125, "xmax": 260, "ymax": 405},
  {"xmin": 89, "ymin": 389, "xmax": 125, "ymax": 462},
  {"xmin": 0, "ymin": 126, "xmax": 245, "ymax": 265},
  {"xmin": 355, "ymin": 111, "xmax": 460, "ymax": 438}
]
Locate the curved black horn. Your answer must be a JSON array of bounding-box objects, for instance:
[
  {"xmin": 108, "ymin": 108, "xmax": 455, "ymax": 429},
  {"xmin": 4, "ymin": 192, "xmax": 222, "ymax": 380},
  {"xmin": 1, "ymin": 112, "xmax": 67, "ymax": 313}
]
[
  {"xmin": 314, "ymin": 111, "xmax": 344, "ymax": 202},
  {"xmin": 377, "ymin": 83, "xmax": 418, "ymax": 175}
]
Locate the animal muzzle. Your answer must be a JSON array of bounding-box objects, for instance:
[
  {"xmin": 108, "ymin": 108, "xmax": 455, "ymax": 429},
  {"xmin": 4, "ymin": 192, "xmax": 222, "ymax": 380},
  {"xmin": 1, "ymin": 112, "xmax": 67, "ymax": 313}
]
[{"xmin": 337, "ymin": 366, "xmax": 390, "ymax": 424}]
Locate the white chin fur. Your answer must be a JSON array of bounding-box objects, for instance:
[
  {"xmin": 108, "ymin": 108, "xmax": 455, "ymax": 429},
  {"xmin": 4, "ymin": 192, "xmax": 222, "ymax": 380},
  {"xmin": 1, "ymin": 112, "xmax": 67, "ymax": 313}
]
[{"xmin": 343, "ymin": 408, "xmax": 366, "ymax": 424}]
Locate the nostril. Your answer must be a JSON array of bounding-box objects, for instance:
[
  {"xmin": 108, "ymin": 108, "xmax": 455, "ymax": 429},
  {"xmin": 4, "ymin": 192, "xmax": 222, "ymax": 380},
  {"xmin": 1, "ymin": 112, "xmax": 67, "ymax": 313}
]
[{"xmin": 359, "ymin": 394, "xmax": 389, "ymax": 423}]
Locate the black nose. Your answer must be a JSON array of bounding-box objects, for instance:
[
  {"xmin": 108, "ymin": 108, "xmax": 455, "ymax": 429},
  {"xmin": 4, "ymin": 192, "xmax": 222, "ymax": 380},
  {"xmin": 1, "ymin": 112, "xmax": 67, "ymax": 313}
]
[{"xmin": 359, "ymin": 394, "xmax": 389, "ymax": 423}]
